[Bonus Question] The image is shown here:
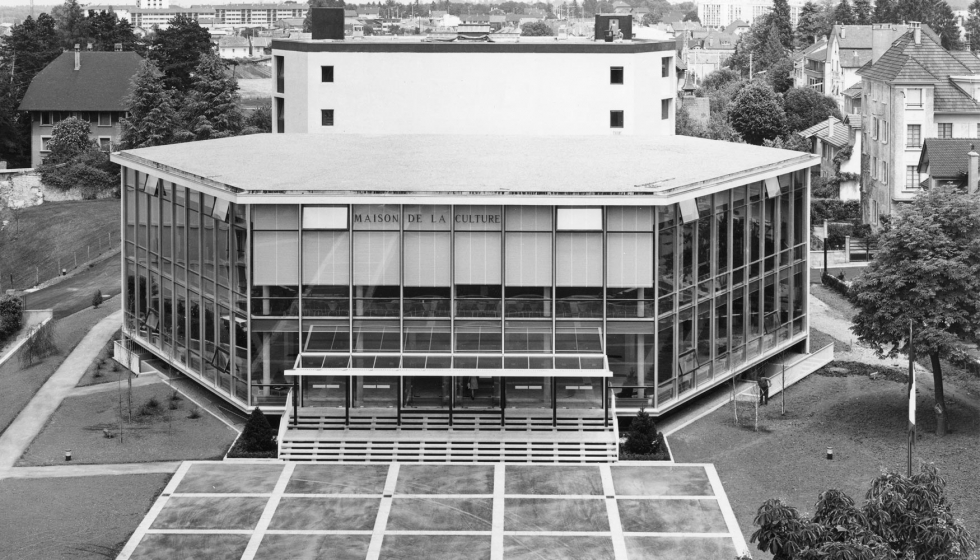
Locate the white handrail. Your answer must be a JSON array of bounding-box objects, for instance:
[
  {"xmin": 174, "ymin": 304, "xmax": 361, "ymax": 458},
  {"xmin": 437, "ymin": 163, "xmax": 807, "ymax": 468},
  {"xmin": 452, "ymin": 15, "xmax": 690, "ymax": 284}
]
[{"xmin": 277, "ymin": 388, "xmax": 293, "ymax": 459}]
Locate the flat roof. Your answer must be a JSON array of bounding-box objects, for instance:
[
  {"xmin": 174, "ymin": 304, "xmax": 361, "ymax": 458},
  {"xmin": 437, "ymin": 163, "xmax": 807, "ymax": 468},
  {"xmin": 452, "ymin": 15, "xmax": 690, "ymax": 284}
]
[
  {"xmin": 272, "ymin": 36, "xmax": 676, "ymax": 53},
  {"xmin": 113, "ymin": 134, "xmax": 817, "ymax": 199}
]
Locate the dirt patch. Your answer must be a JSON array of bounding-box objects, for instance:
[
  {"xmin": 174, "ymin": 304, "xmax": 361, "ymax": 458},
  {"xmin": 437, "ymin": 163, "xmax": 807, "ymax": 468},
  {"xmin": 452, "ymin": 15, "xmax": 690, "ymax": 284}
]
[
  {"xmin": 17, "ymin": 383, "xmax": 237, "ymax": 466},
  {"xmin": 669, "ymin": 373, "xmax": 980, "ymax": 559}
]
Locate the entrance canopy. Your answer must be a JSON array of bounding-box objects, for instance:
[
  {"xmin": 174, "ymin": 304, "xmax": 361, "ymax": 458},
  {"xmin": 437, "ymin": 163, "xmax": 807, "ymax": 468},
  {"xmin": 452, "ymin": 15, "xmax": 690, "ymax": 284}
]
[{"xmin": 286, "ymin": 353, "xmax": 612, "ymax": 377}]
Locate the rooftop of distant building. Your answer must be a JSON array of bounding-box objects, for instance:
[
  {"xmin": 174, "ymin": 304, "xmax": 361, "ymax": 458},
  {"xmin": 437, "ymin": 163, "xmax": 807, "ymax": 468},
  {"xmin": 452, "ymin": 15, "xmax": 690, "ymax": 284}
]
[
  {"xmin": 272, "ymin": 35, "xmax": 676, "ymax": 53},
  {"xmin": 113, "ymin": 134, "xmax": 817, "ymax": 200}
]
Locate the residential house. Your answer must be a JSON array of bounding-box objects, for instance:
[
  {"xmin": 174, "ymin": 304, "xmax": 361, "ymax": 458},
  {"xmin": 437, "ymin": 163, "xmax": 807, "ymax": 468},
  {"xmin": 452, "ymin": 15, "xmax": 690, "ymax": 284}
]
[
  {"xmin": 684, "ymin": 30, "xmax": 736, "ymax": 84},
  {"xmin": 724, "ymin": 19, "xmax": 749, "ymax": 35},
  {"xmin": 18, "ymin": 49, "xmax": 142, "ymax": 167},
  {"xmin": 130, "ymin": 6, "xmax": 215, "ymax": 29},
  {"xmin": 795, "ymin": 39, "xmax": 827, "ymax": 92},
  {"xmin": 857, "ymin": 22, "xmax": 980, "ymax": 224},
  {"xmin": 798, "ymin": 115, "xmax": 862, "ymax": 201},
  {"xmin": 842, "ymin": 83, "xmax": 862, "ymax": 114},
  {"xmin": 825, "ymin": 24, "xmax": 907, "ymax": 111},
  {"xmin": 917, "ymin": 138, "xmax": 980, "ymax": 190}
]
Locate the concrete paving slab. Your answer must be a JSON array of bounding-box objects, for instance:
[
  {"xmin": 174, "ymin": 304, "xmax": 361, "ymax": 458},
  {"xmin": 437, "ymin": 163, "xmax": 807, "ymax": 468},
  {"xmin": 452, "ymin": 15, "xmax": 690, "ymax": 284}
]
[
  {"xmin": 269, "ymin": 497, "xmax": 380, "ymax": 531},
  {"xmin": 395, "ymin": 464, "xmax": 494, "ymax": 495},
  {"xmin": 623, "ymin": 535, "xmax": 736, "ymax": 559},
  {"xmin": 503, "ymin": 535, "xmax": 616, "ymax": 560},
  {"xmin": 386, "ymin": 497, "xmax": 494, "ymax": 531},
  {"xmin": 287, "ymin": 463, "xmax": 389, "ymax": 495},
  {"xmin": 505, "ymin": 465, "xmax": 603, "ymax": 496},
  {"xmin": 151, "ymin": 496, "xmax": 268, "ymax": 530},
  {"xmin": 379, "ymin": 535, "xmax": 491, "ymax": 560},
  {"xmin": 176, "ymin": 463, "xmax": 284, "ymax": 494},
  {"xmin": 616, "ymin": 499, "xmax": 728, "ymax": 533},
  {"xmin": 130, "ymin": 534, "xmax": 250, "ymax": 560},
  {"xmin": 504, "ymin": 498, "xmax": 610, "ymax": 532},
  {"xmin": 610, "ymin": 465, "xmax": 713, "ymax": 496},
  {"xmin": 253, "ymin": 534, "xmax": 372, "ymax": 560}
]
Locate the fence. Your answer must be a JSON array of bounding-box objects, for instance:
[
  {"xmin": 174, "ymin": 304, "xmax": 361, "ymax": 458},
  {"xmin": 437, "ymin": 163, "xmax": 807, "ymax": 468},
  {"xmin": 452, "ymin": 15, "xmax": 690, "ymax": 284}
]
[
  {"xmin": 0, "ymin": 231, "xmax": 120, "ymax": 292},
  {"xmin": 845, "ymin": 236, "xmax": 878, "ymax": 262}
]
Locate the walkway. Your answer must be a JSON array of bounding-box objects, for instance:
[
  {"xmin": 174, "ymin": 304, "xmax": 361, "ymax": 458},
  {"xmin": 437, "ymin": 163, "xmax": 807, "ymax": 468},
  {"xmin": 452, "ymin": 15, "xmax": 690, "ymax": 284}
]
[
  {"xmin": 116, "ymin": 461, "xmax": 749, "ymax": 560},
  {"xmin": 0, "ymin": 461, "xmax": 181, "ymax": 480},
  {"xmin": 69, "ymin": 374, "xmax": 161, "ymax": 397},
  {"xmin": 0, "ymin": 309, "xmax": 122, "ymax": 470}
]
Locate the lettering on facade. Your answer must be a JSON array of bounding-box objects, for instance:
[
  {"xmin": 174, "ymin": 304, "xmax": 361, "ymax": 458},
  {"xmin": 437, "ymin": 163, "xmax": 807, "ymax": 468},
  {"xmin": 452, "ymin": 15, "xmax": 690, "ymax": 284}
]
[
  {"xmin": 406, "ymin": 213, "xmax": 448, "ymax": 224},
  {"xmin": 454, "ymin": 214, "xmax": 501, "ymax": 224},
  {"xmin": 353, "ymin": 213, "xmax": 399, "ymax": 223}
]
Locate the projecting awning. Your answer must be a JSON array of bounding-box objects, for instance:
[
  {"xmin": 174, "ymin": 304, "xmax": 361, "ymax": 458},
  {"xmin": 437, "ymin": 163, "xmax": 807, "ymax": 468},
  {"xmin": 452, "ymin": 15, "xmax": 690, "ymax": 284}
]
[{"xmin": 286, "ymin": 353, "xmax": 612, "ymax": 377}]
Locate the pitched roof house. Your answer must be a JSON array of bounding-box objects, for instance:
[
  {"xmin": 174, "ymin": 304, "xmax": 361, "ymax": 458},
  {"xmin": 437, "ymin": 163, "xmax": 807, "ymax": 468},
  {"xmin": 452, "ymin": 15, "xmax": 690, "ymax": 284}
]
[
  {"xmin": 917, "ymin": 138, "xmax": 980, "ymax": 190},
  {"xmin": 19, "ymin": 50, "xmax": 142, "ymax": 167}
]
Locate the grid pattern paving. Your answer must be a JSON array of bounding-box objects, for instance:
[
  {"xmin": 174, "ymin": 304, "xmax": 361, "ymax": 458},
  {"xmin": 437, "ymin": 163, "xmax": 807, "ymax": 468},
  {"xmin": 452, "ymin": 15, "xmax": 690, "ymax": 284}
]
[{"xmin": 117, "ymin": 461, "xmax": 748, "ymax": 560}]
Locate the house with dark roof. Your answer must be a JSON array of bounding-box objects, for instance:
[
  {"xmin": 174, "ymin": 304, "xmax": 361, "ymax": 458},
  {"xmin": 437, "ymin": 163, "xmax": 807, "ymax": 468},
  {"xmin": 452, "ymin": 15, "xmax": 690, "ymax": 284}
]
[
  {"xmin": 917, "ymin": 138, "xmax": 980, "ymax": 189},
  {"xmin": 825, "ymin": 24, "xmax": 907, "ymax": 111},
  {"xmin": 856, "ymin": 22, "xmax": 980, "ymax": 225},
  {"xmin": 18, "ymin": 49, "xmax": 142, "ymax": 167},
  {"xmin": 797, "ymin": 115, "xmax": 863, "ymax": 201}
]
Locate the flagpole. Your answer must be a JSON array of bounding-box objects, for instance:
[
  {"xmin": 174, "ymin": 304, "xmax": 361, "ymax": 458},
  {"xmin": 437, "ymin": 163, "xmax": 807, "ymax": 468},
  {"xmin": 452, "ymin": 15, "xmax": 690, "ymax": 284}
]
[{"xmin": 908, "ymin": 320, "xmax": 915, "ymax": 477}]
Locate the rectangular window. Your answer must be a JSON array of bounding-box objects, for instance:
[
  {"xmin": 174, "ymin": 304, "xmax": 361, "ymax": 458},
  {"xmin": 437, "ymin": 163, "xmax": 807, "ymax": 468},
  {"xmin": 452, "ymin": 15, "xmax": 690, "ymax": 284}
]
[
  {"xmin": 454, "ymin": 232, "xmax": 501, "ymax": 285},
  {"xmin": 275, "ymin": 55, "xmax": 284, "ymax": 93},
  {"xmin": 276, "ymin": 97, "xmax": 284, "ymax": 133},
  {"xmin": 40, "ymin": 136, "xmax": 52, "ymax": 152},
  {"xmin": 610, "ymin": 66, "xmax": 623, "ymax": 84},
  {"xmin": 938, "ymin": 123, "xmax": 952, "ymax": 138},
  {"xmin": 871, "ymin": 117, "xmax": 877, "ymax": 139},
  {"xmin": 906, "ymin": 87, "xmax": 922, "ymax": 107},
  {"xmin": 881, "ymin": 120, "xmax": 888, "ymax": 143},
  {"xmin": 907, "ymin": 124, "xmax": 921, "ymax": 147},
  {"xmin": 321, "ymin": 65, "xmax": 334, "ymax": 82},
  {"xmin": 871, "ymin": 157, "xmax": 877, "ymax": 179},
  {"xmin": 98, "ymin": 112, "xmax": 112, "ymax": 126},
  {"xmin": 556, "ymin": 208, "xmax": 602, "ymax": 231},
  {"xmin": 505, "ymin": 232, "xmax": 552, "ymax": 286},
  {"xmin": 610, "ymin": 110, "xmax": 624, "ymax": 129},
  {"xmin": 98, "ymin": 137, "xmax": 111, "ymax": 151},
  {"xmin": 881, "ymin": 161, "xmax": 887, "ymax": 185},
  {"xmin": 556, "ymin": 233, "xmax": 603, "ymax": 287},
  {"xmin": 906, "ymin": 166, "xmax": 918, "ymax": 190},
  {"xmin": 321, "ymin": 109, "xmax": 334, "ymax": 127},
  {"xmin": 661, "ymin": 98, "xmax": 671, "ymax": 120},
  {"xmin": 253, "ymin": 231, "xmax": 299, "ymax": 286},
  {"xmin": 40, "ymin": 112, "xmax": 52, "ymax": 126},
  {"xmin": 353, "ymin": 231, "xmax": 400, "ymax": 286},
  {"xmin": 302, "ymin": 231, "xmax": 350, "ymax": 286},
  {"xmin": 661, "ymin": 56, "xmax": 671, "ymax": 78}
]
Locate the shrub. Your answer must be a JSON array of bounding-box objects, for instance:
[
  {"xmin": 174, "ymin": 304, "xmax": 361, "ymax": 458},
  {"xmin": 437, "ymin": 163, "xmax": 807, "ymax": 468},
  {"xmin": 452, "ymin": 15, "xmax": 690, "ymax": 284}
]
[
  {"xmin": 811, "ymin": 199, "xmax": 860, "ymax": 223},
  {"xmin": 623, "ymin": 408, "xmax": 661, "ymax": 455},
  {"xmin": 187, "ymin": 407, "xmax": 202, "ymax": 419},
  {"xmin": 240, "ymin": 408, "xmax": 276, "ymax": 453},
  {"xmin": 821, "ymin": 272, "xmax": 849, "ymax": 296},
  {"xmin": 92, "ymin": 290, "xmax": 104, "ymax": 309},
  {"xmin": 0, "ymin": 295, "xmax": 23, "ymax": 344}
]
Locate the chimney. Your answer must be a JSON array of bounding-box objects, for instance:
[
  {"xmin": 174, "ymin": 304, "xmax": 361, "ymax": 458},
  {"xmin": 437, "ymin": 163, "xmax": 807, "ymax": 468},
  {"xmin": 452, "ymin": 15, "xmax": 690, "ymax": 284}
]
[
  {"xmin": 310, "ymin": 7, "xmax": 344, "ymax": 40},
  {"xmin": 840, "ymin": 26, "xmax": 845, "ymax": 39},
  {"xmin": 969, "ymin": 146, "xmax": 978, "ymax": 194},
  {"xmin": 872, "ymin": 24, "xmax": 894, "ymax": 64},
  {"xmin": 828, "ymin": 118, "xmax": 835, "ymax": 138},
  {"xmin": 74, "ymin": 44, "xmax": 80, "ymax": 71},
  {"xmin": 911, "ymin": 21, "xmax": 921, "ymax": 45},
  {"xmin": 114, "ymin": 43, "xmax": 122, "ymax": 52}
]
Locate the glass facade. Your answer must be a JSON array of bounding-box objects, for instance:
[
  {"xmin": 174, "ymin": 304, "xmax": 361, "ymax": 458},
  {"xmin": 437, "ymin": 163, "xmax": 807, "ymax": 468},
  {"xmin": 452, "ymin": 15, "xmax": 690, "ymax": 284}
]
[{"xmin": 123, "ymin": 168, "xmax": 809, "ymax": 415}]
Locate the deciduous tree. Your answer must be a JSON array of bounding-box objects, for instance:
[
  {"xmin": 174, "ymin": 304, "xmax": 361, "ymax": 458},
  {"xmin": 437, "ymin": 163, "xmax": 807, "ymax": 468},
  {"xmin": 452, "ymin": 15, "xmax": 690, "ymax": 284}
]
[
  {"xmin": 520, "ymin": 21, "xmax": 554, "ymax": 36},
  {"xmin": 782, "ymin": 87, "xmax": 843, "ymax": 133},
  {"xmin": 728, "ymin": 81, "xmax": 786, "ymax": 144},
  {"xmin": 853, "ymin": 0, "xmax": 872, "ymax": 23},
  {"xmin": 849, "ymin": 187, "xmax": 980, "ymax": 436},
  {"xmin": 752, "ymin": 465, "xmax": 975, "ymax": 559},
  {"xmin": 873, "ymin": 0, "xmax": 897, "ymax": 22},
  {"xmin": 968, "ymin": 0, "xmax": 980, "ymax": 53}
]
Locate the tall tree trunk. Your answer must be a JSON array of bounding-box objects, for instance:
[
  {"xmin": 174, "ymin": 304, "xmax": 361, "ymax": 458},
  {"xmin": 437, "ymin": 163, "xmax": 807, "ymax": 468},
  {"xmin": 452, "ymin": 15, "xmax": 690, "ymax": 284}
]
[{"xmin": 929, "ymin": 351, "xmax": 948, "ymax": 436}]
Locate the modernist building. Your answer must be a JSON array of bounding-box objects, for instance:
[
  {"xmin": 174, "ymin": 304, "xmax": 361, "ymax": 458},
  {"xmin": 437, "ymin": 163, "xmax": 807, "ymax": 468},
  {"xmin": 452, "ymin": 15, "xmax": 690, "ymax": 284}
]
[
  {"xmin": 113, "ymin": 133, "xmax": 816, "ymax": 460},
  {"xmin": 271, "ymin": 35, "xmax": 678, "ymax": 136}
]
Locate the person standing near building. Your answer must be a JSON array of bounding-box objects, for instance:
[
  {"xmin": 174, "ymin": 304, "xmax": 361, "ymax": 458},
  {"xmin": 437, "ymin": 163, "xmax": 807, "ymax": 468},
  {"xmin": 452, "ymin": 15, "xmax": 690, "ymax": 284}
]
[{"xmin": 758, "ymin": 375, "xmax": 770, "ymax": 406}]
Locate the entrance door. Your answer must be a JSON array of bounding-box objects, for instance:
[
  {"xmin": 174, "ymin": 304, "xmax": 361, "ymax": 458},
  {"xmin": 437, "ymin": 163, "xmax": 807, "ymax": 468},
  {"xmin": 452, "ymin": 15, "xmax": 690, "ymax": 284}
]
[
  {"xmin": 403, "ymin": 376, "xmax": 451, "ymax": 409},
  {"xmin": 454, "ymin": 376, "xmax": 500, "ymax": 410}
]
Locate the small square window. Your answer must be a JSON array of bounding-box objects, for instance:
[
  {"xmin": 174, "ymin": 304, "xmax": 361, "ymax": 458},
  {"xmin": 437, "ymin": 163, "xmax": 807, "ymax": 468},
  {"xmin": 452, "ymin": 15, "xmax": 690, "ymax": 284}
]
[
  {"xmin": 610, "ymin": 66, "xmax": 623, "ymax": 84},
  {"xmin": 40, "ymin": 136, "xmax": 52, "ymax": 152},
  {"xmin": 661, "ymin": 98, "xmax": 671, "ymax": 120},
  {"xmin": 98, "ymin": 137, "xmax": 111, "ymax": 151},
  {"xmin": 321, "ymin": 65, "xmax": 334, "ymax": 82},
  {"xmin": 321, "ymin": 109, "xmax": 334, "ymax": 127},
  {"xmin": 98, "ymin": 112, "xmax": 112, "ymax": 126},
  {"xmin": 610, "ymin": 110, "xmax": 624, "ymax": 128}
]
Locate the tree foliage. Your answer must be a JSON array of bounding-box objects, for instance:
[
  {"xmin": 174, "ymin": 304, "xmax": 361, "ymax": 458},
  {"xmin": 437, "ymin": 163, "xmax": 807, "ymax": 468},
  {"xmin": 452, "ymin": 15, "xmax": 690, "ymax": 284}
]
[
  {"xmin": 148, "ymin": 14, "xmax": 213, "ymax": 93},
  {"xmin": 833, "ymin": 0, "xmax": 856, "ymax": 25},
  {"xmin": 728, "ymin": 81, "xmax": 786, "ymax": 145},
  {"xmin": 45, "ymin": 117, "xmax": 92, "ymax": 162},
  {"xmin": 623, "ymin": 408, "xmax": 660, "ymax": 455},
  {"xmin": 181, "ymin": 53, "xmax": 244, "ymax": 141},
  {"xmin": 244, "ymin": 101, "xmax": 272, "ymax": 134},
  {"xmin": 37, "ymin": 117, "xmax": 119, "ymax": 195},
  {"xmin": 121, "ymin": 60, "xmax": 181, "ymax": 149},
  {"xmin": 752, "ymin": 465, "xmax": 975, "ymax": 560},
  {"xmin": 767, "ymin": 57, "xmax": 795, "ymax": 94},
  {"xmin": 967, "ymin": 0, "xmax": 980, "ymax": 53},
  {"xmin": 241, "ymin": 408, "xmax": 276, "ymax": 452},
  {"xmin": 520, "ymin": 21, "xmax": 554, "ymax": 36},
  {"xmin": 303, "ymin": 0, "xmax": 347, "ymax": 32},
  {"xmin": 771, "ymin": 0, "xmax": 794, "ymax": 49},
  {"xmin": 853, "ymin": 0, "xmax": 872, "ymax": 23},
  {"xmin": 783, "ymin": 87, "xmax": 843, "ymax": 134},
  {"xmin": 873, "ymin": 0, "xmax": 897, "ymax": 22},
  {"xmin": 848, "ymin": 187, "xmax": 980, "ymax": 436},
  {"xmin": 0, "ymin": 295, "xmax": 23, "ymax": 345},
  {"xmin": 795, "ymin": 1, "xmax": 824, "ymax": 46}
]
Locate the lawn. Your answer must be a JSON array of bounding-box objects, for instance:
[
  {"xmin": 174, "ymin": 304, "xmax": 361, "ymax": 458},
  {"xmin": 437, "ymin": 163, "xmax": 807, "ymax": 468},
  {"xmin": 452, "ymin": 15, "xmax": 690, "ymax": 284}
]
[
  {"xmin": 17, "ymin": 382, "xmax": 238, "ymax": 466},
  {"xmin": 669, "ymin": 368, "xmax": 980, "ymax": 559},
  {"xmin": 0, "ymin": 300, "xmax": 120, "ymax": 435},
  {"xmin": 0, "ymin": 473, "xmax": 170, "ymax": 560},
  {"xmin": 0, "ymin": 199, "xmax": 120, "ymax": 291},
  {"xmin": 76, "ymin": 328, "xmax": 123, "ymax": 387}
]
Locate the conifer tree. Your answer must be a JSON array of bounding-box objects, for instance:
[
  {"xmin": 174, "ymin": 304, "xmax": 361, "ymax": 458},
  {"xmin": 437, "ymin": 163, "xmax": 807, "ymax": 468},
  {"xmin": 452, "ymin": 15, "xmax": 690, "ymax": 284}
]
[
  {"xmin": 872, "ymin": 0, "xmax": 896, "ymax": 22},
  {"xmin": 967, "ymin": 0, "xmax": 980, "ymax": 52},
  {"xmin": 771, "ymin": 0, "xmax": 794, "ymax": 49},
  {"xmin": 833, "ymin": 0, "xmax": 855, "ymax": 24},
  {"xmin": 182, "ymin": 53, "xmax": 244, "ymax": 141},
  {"xmin": 120, "ymin": 60, "xmax": 180, "ymax": 149},
  {"xmin": 795, "ymin": 1, "xmax": 824, "ymax": 46},
  {"xmin": 853, "ymin": 0, "xmax": 872, "ymax": 24}
]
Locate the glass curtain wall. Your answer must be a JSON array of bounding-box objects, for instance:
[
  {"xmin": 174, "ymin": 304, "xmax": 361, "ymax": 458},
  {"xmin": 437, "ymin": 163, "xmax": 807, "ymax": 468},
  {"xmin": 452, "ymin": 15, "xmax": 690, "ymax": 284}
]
[{"xmin": 125, "ymin": 169, "xmax": 809, "ymax": 414}]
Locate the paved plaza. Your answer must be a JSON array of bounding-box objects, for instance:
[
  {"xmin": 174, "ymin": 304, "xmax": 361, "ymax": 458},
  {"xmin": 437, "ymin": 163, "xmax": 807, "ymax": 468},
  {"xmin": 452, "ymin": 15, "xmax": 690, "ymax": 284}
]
[{"xmin": 116, "ymin": 461, "xmax": 747, "ymax": 560}]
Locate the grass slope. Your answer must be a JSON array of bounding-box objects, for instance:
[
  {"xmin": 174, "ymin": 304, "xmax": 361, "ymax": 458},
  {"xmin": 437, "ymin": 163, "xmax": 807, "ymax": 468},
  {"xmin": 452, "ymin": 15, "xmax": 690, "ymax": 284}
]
[{"xmin": 0, "ymin": 199, "xmax": 119, "ymax": 290}]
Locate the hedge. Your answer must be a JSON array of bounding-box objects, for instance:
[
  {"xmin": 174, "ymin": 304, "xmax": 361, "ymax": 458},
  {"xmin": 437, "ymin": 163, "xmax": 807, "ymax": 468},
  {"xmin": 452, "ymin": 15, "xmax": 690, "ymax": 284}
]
[
  {"xmin": 821, "ymin": 272, "xmax": 850, "ymax": 297},
  {"xmin": 812, "ymin": 199, "xmax": 861, "ymax": 223},
  {"xmin": 0, "ymin": 295, "xmax": 23, "ymax": 346}
]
